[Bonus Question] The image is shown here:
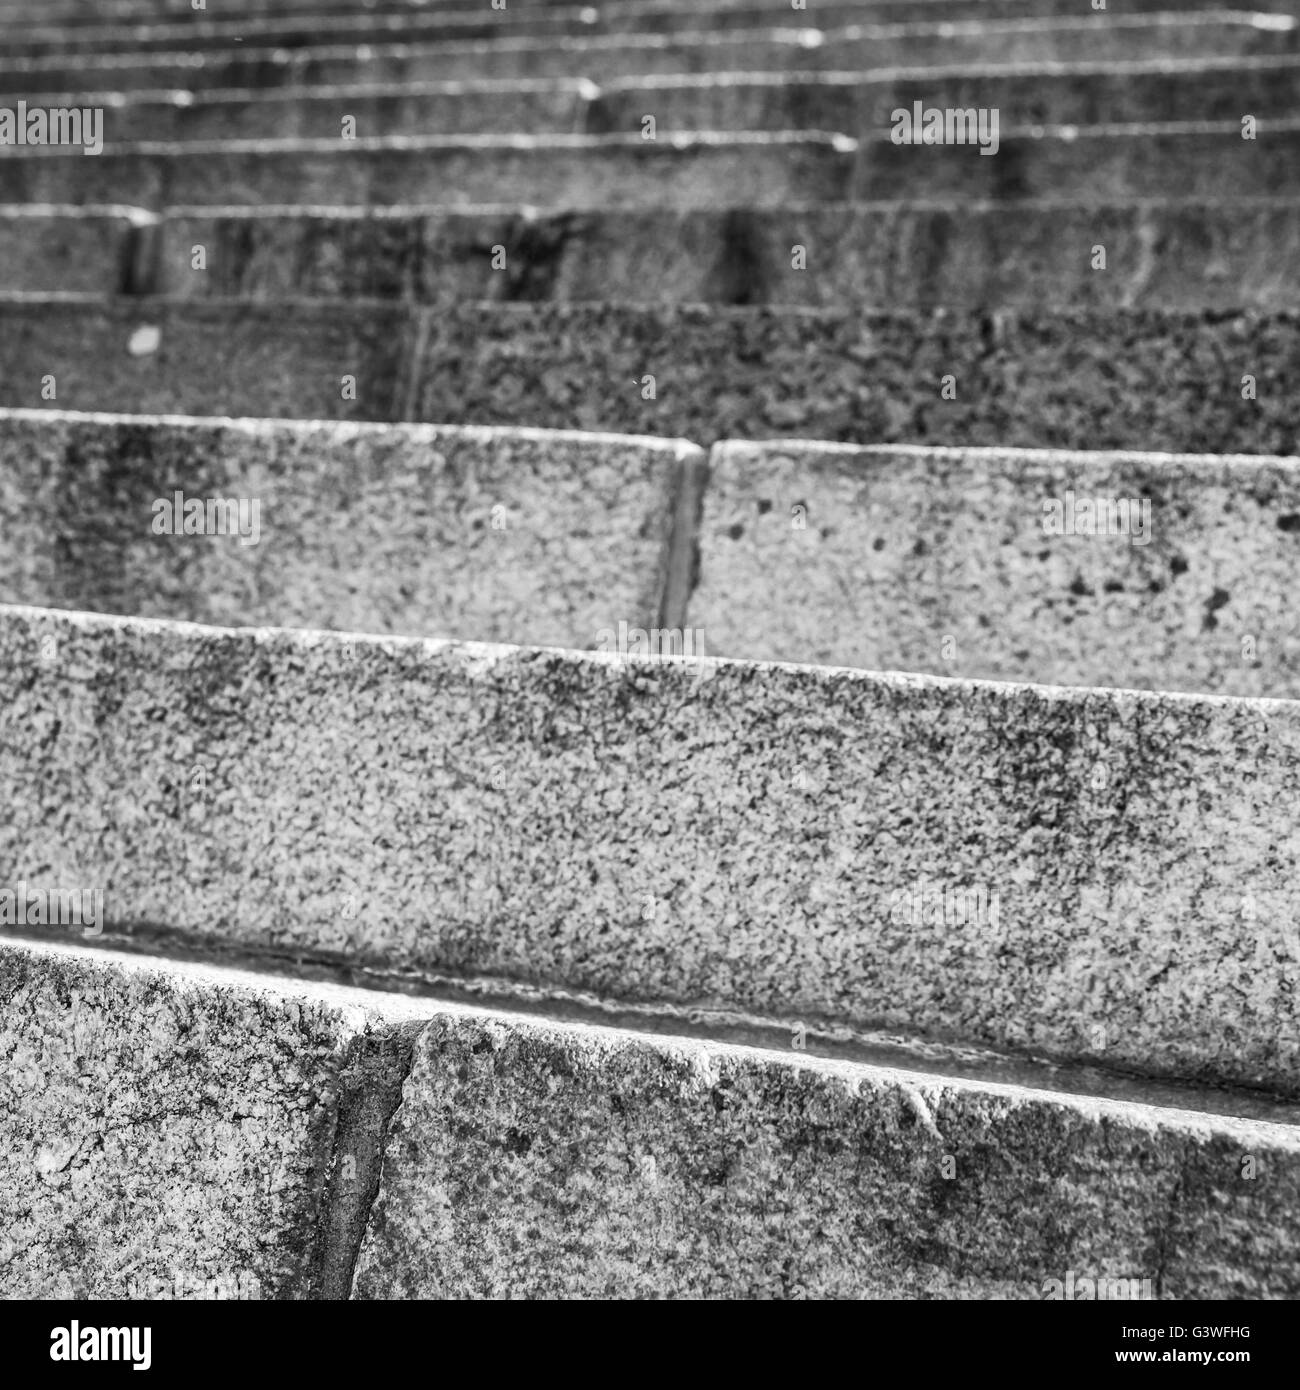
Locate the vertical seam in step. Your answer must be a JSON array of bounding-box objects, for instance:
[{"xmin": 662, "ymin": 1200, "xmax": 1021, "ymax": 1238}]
[
  {"xmin": 657, "ymin": 441, "xmax": 711, "ymax": 631},
  {"xmin": 396, "ymin": 306, "xmax": 433, "ymax": 423},
  {"xmin": 313, "ymin": 1020, "xmax": 427, "ymax": 1300},
  {"xmin": 120, "ymin": 210, "xmax": 163, "ymax": 296}
]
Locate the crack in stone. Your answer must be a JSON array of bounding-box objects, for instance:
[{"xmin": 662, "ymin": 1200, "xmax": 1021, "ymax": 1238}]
[{"xmin": 310, "ymin": 1020, "xmax": 426, "ymax": 1300}]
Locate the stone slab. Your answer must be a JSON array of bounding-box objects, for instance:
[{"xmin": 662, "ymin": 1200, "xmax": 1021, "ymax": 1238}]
[
  {"xmin": 0, "ymin": 298, "xmax": 1295, "ymax": 453},
  {"xmin": 0, "ymin": 297, "xmax": 415, "ymax": 422},
  {"xmin": 157, "ymin": 200, "xmax": 1300, "ymax": 311},
  {"xmin": 47, "ymin": 56, "xmax": 1299, "ymax": 146},
  {"xmin": 0, "ymin": 206, "xmax": 148, "ymax": 295},
  {"xmin": 403, "ymin": 303, "xmax": 1300, "ymax": 453},
  {"xmin": 0, "ymin": 0, "xmax": 1278, "ymax": 21},
  {"xmin": 0, "ymin": 410, "xmax": 694, "ymax": 648},
  {"xmin": 67, "ymin": 80, "xmax": 590, "ymax": 143},
  {"xmin": 353, "ymin": 1009, "xmax": 1300, "ymax": 1298},
  {"xmin": 0, "ymin": 14, "xmax": 1286, "ymax": 93},
  {"xmin": 0, "ymin": 298, "xmax": 1294, "ymax": 453},
  {"xmin": 0, "ymin": 935, "xmax": 425, "ymax": 1298},
  {"xmin": 0, "ymin": 134, "xmax": 858, "ymax": 212},
  {"xmin": 2, "ymin": 603, "xmax": 1299, "ymax": 1095},
  {"xmin": 0, "ymin": 0, "xmax": 1275, "ymax": 44},
  {"xmin": 589, "ymin": 56, "xmax": 1300, "ymax": 133},
  {"xmin": 693, "ymin": 441, "xmax": 1300, "ymax": 696}
]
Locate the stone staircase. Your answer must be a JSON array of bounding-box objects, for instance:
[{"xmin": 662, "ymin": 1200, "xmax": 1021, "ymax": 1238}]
[{"xmin": 1, "ymin": 0, "xmax": 1299, "ymax": 1301}]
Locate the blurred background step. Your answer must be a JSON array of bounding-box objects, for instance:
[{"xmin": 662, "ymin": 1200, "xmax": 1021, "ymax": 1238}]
[
  {"xmin": 588, "ymin": 57, "xmax": 1300, "ymax": 133},
  {"xmin": 2, "ymin": 122, "xmax": 1297, "ymax": 209},
  {"xmin": 148, "ymin": 199, "xmax": 1300, "ymax": 310},
  {"xmin": 3, "ymin": 605, "xmax": 1299, "ymax": 1096},
  {"xmin": 0, "ymin": 133, "xmax": 859, "ymax": 211},
  {"xmin": 0, "ymin": 13, "xmax": 1289, "ymax": 93},
  {"xmin": 32, "ymin": 56, "xmax": 1300, "ymax": 145},
  {"xmin": 2, "ymin": 0, "xmax": 1289, "ymax": 39},
  {"xmin": 0, "ymin": 205, "xmax": 154, "ymax": 295},
  {"xmin": 8, "ymin": 199, "xmax": 1296, "ymax": 309}
]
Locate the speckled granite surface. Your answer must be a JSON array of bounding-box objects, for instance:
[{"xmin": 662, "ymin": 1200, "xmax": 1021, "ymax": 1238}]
[
  {"xmin": 408, "ymin": 303, "xmax": 1300, "ymax": 453},
  {"xmin": 0, "ymin": 411, "xmax": 693, "ymax": 648},
  {"xmin": 160, "ymin": 200, "xmax": 1300, "ymax": 311},
  {"xmin": 694, "ymin": 441, "xmax": 1300, "ymax": 695},
  {"xmin": 0, "ymin": 299, "xmax": 1294, "ymax": 453},
  {"xmin": 0, "ymin": 939, "xmax": 380, "ymax": 1298},
  {"xmin": 3, "ymin": 604, "xmax": 1298, "ymax": 1095},
  {"xmin": 8, "ymin": 940, "xmax": 1298, "ymax": 1300},
  {"xmin": 351, "ymin": 1010, "xmax": 1300, "ymax": 1299}
]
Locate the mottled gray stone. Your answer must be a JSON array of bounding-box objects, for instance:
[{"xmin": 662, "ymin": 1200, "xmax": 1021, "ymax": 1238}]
[
  {"xmin": 0, "ymin": 297, "xmax": 415, "ymax": 421},
  {"xmin": 0, "ymin": 410, "xmax": 694, "ymax": 648},
  {"xmin": 160, "ymin": 200, "xmax": 1300, "ymax": 311},
  {"xmin": 1, "ymin": 299, "xmax": 1295, "ymax": 453},
  {"xmin": 0, "ymin": 936, "xmax": 421, "ymax": 1299},
  {"xmin": 351, "ymin": 1010, "xmax": 1300, "ymax": 1299},
  {"xmin": 2, "ymin": 604, "xmax": 1299, "ymax": 1095},
  {"xmin": 693, "ymin": 441, "xmax": 1300, "ymax": 696},
  {"xmin": 0, "ymin": 207, "xmax": 145, "ymax": 295},
  {"xmin": 404, "ymin": 303, "xmax": 1300, "ymax": 453},
  {"xmin": 0, "ymin": 133, "xmax": 857, "ymax": 212},
  {"xmin": 0, "ymin": 13, "xmax": 1285, "ymax": 93}
]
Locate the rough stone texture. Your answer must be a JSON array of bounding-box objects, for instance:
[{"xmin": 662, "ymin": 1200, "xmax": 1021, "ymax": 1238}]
[
  {"xmin": 0, "ymin": 937, "xmax": 400, "ymax": 1298},
  {"xmin": 693, "ymin": 441, "xmax": 1300, "ymax": 697},
  {"xmin": 0, "ymin": 134, "xmax": 857, "ymax": 212},
  {"xmin": 0, "ymin": 297, "xmax": 415, "ymax": 421},
  {"xmin": 592, "ymin": 57, "xmax": 1300, "ymax": 134},
  {"xmin": 2, "ymin": 299, "xmax": 1295, "ymax": 452},
  {"xmin": 2, "ymin": 603, "xmax": 1299, "ymax": 1095},
  {"xmin": 406, "ymin": 303, "xmax": 1300, "ymax": 453},
  {"xmin": 160, "ymin": 200, "xmax": 1300, "ymax": 311},
  {"xmin": 0, "ymin": 410, "xmax": 693, "ymax": 647},
  {"xmin": 351, "ymin": 1010, "xmax": 1300, "ymax": 1299},
  {"xmin": 0, "ymin": 14, "xmax": 1285, "ymax": 92},
  {"xmin": 0, "ymin": 208, "xmax": 143, "ymax": 295}
]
